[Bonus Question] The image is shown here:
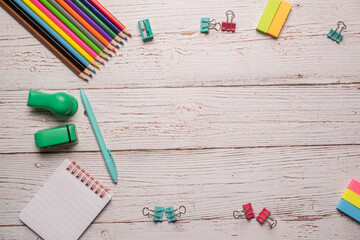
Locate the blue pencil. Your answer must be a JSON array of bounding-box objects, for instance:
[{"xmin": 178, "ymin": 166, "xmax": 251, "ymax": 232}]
[
  {"xmin": 12, "ymin": 0, "xmax": 95, "ymax": 73},
  {"xmin": 81, "ymin": 0, "xmax": 127, "ymax": 41}
]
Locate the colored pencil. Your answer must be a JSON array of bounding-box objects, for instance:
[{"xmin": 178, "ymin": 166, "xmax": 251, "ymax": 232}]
[
  {"xmin": 64, "ymin": 0, "xmax": 122, "ymax": 45},
  {"xmin": 88, "ymin": 0, "xmax": 131, "ymax": 37},
  {"xmin": 10, "ymin": 0, "xmax": 96, "ymax": 73},
  {"xmin": 47, "ymin": 0, "xmax": 114, "ymax": 55},
  {"xmin": 22, "ymin": 0, "xmax": 100, "ymax": 69},
  {"xmin": 72, "ymin": 0, "xmax": 122, "ymax": 43},
  {"xmin": 39, "ymin": 0, "xmax": 109, "ymax": 59},
  {"xmin": 56, "ymin": 0, "xmax": 119, "ymax": 49},
  {"xmin": 81, "ymin": 0, "xmax": 126, "ymax": 40},
  {"xmin": 30, "ymin": 0, "xmax": 104, "ymax": 65},
  {"xmin": 0, "ymin": 0, "xmax": 89, "ymax": 80}
]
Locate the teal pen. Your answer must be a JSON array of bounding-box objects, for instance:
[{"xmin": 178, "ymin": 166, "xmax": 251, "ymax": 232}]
[{"xmin": 80, "ymin": 89, "xmax": 117, "ymax": 183}]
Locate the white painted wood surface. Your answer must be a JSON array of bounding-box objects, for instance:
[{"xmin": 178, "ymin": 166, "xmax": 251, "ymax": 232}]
[{"xmin": 0, "ymin": 0, "xmax": 360, "ymax": 239}]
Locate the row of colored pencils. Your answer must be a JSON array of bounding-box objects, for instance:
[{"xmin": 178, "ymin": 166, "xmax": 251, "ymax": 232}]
[{"xmin": 0, "ymin": 0, "xmax": 131, "ymax": 81}]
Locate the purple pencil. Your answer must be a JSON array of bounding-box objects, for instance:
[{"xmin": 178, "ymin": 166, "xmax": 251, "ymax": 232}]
[{"xmin": 64, "ymin": 0, "xmax": 122, "ymax": 46}]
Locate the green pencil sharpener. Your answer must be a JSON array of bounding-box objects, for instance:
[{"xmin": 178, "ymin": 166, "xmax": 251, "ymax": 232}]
[
  {"xmin": 138, "ymin": 19, "xmax": 153, "ymax": 41},
  {"xmin": 27, "ymin": 90, "xmax": 78, "ymax": 116},
  {"xmin": 34, "ymin": 124, "xmax": 78, "ymax": 148}
]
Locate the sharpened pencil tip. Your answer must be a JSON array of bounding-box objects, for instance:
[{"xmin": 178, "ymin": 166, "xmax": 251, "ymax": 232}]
[
  {"xmin": 105, "ymin": 57, "xmax": 109, "ymax": 61},
  {"xmin": 96, "ymin": 65, "xmax": 100, "ymax": 69},
  {"xmin": 92, "ymin": 69, "xmax": 96, "ymax": 73},
  {"xmin": 120, "ymin": 41, "xmax": 124, "ymax": 45},
  {"xmin": 90, "ymin": 73, "xmax": 93, "ymax": 78},
  {"xmin": 112, "ymin": 48, "xmax": 116, "ymax": 53},
  {"xmin": 116, "ymin": 45, "xmax": 120, "ymax": 49},
  {"xmin": 109, "ymin": 54, "xmax": 113, "ymax": 57},
  {"xmin": 128, "ymin": 33, "xmax": 132, "ymax": 37},
  {"xmin": 124, "ymin": 37, "xmax": 128, "ymax": 41},
  {"xmin": 101, "ymin": 61, "xmax": 105, "ymax": 65}
]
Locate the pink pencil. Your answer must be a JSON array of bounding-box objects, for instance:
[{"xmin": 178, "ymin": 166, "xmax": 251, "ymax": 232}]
[{"xmin": 30, "ymin": 0, "xmax": 104, "ymax": 65}]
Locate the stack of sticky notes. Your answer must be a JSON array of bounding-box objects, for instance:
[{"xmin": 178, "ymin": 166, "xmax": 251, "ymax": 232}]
[
  {"xmin": 337, "ymin": 179, "xmax": 360, "ymax": 223},
  {"xmin": 256, "ymin": 0, "xmax": 292, "ymax": 38}
]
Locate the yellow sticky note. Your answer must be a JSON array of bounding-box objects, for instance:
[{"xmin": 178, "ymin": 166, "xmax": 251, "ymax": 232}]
[
  {"xmin": 342, "ymin": 189, "xmax": 360, "ymax": 209},
  {"xmin": 267, "ymin": 0, "xmax": 292, "ymax": 38}
]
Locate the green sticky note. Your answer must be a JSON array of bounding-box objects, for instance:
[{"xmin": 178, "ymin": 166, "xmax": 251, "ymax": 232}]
[{"xmin": 256, "ymin": 0, "xmax": 282, "ymax": 34}]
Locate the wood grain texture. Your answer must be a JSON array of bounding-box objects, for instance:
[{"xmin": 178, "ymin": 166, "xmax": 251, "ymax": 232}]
[
  {"xmin": 0, "ymin": 0, "xmax": 360, "ymax": 90},
  {"xmin": 0, "ymin": 86, "xmax": 360, "ymax": 153},
  {"xmin": 0, "ymin": 146, "xmax": 360, "ymax": 239},
  {"xmin": 0, "ymin": 0, "xmax": 360, "ymax": 238}
]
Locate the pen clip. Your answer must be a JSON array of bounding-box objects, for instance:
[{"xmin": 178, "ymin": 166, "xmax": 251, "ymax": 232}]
[{"xmin": 107, "ymin": 149, "xmax": 116, "ymax": 167}]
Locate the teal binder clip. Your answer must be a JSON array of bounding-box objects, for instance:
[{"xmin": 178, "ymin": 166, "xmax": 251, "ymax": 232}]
[
  {"xmin": 165, "ymin": 206, "xmax": 186, "ymax": 222},
  {"xmin": 142, "ymin": 206, "xmax": 164, "ymax": 222},
  {"xmin": 200, "ymin": 18, "xmax": 221, "ymax": 33},
  {"xmin": 138, "ymin": 19, "xmax": 153, "ymax": 41},
  {"xmin": 201, "ymin": 18, "xmax": 210, "ymax": 33},
  {"xmin": 328, "ymin": 21, "xmax": 346, "ymax": 43}
]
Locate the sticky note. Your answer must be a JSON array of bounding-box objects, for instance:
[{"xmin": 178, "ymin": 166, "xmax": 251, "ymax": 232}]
[
  {"xmin": 342, "ymin": 189, "xmax": 360, "ymax": 209},
  {"xmin": 337, "ymin": 199, "xmax": 360, "ymax": 223},
  {"xmin": 256, "ymin": 0, "xmax": 282, "ymax": 34},
  {"xmin": 267, "ymin": 0, "xmax": 292, "ymax": 38},
  {"xmin": 347, "ymin": 179, "xmax": 360, "ymax": 195}
]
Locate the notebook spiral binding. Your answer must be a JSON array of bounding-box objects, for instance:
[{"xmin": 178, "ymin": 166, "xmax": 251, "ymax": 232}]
[{"xmin": 66, "ymin": 161, "xmax": 109, "ymax": 198}]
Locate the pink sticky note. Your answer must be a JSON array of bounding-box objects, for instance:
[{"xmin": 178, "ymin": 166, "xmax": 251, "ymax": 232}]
[{"xmin": 347, "ymin": 179, "xmax": 360, "ymax": 196}]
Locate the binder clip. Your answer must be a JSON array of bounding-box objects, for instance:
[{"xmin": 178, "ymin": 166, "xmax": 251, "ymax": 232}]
[
  {"xmin": 142, "ymin": 206, "xmax": 164, "ymax": 222},
  {"xmin": 256, "ymin": 208, "xmax": 277, "ymax": 228},
  {"xmin": 328, "ymin": 21, "xmax": 346, "ymax": 43},
  {"xmin": 165, "ymin": 205, "xmax": 186, "ymax": 222},
  {"xmin": 201, "ymin": 18, "xmax": 221, "ymax": 33},
  {"xmin": 138, "ymin": 19, "xmax": 153, "ymax": 41},
  {"xmin": 221, "ymin": 10, "xmax": 236, "ymax": 32},
  {"xmin": 233, "ymin": 203, "xmax": 255, "ymax": 220}
]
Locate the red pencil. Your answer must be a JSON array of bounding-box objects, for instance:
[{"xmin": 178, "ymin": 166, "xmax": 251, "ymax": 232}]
[{"xmin": 88, "ymin": 0, "xmax": 131, "ymax": 37}]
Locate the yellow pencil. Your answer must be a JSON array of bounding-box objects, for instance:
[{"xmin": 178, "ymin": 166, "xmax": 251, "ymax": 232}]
[{"xmin": 22, "ymin": 0, "xmax": 100, "ymax": 69}]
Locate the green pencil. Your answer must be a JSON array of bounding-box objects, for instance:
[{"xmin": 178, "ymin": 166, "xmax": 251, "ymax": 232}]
[
  {"xmin": 39, "ymin": 0, "xmax": 110, "ymax": 59},
  {"xmin": 72, "ymin": 0, "xmax": 122, "ymax": 43}
]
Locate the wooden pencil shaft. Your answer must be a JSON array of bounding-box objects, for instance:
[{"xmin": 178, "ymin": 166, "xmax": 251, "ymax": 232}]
[
  {"xmin": 30, "ymin": 0, "xmax": 100, "ymax": 60},
  {"xmin": 88, "ymin": 0, "xmax": 131, "ymax": 36},
  {"xmin": 55, "ymin": 0, "xmax": 113, "ymax": 49},
  {"xmin": 10, "ymin": 0, "xmax": 92, "ymax": 70},
  {"xmin": 1, "ymin": 0, "xmax": 88, "ymax": 80},
  {"xmin": 48, "ymin": 0, "xmax": 107, "ymax": 51},
  {"xmin": 22, "ymin": 0, "xmax": 96, "ymax": 65},
  {"xmin": 72, "ymin": 0, "xmax": 118, "ymax": 38},
  {"xmin": 39, "ymin": 0, "xmax": 103, "ymax": 55},
  {"xmin": 81, "ymin": 0, "xmax": 122, "ymax": 35}
]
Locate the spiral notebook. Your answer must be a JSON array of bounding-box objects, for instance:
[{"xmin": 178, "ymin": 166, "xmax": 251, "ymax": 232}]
[{"xmin": 20, "ymin": 159, "xmax": 112, "ymax": 240}]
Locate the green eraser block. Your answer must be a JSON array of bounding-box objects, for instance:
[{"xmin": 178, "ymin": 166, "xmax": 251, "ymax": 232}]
[
  {"xmin": 256, "ymin": 0, "xmax": 282, "ymax": 34},
  {"xmin": 35, "ymin": 124, "xmax": 78, "ymax": 148}
]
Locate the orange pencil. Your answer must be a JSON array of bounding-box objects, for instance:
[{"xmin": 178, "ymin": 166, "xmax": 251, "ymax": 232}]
[{"xmin": 55, "ymin": 0, "xmax": 119, "ymax": 50}]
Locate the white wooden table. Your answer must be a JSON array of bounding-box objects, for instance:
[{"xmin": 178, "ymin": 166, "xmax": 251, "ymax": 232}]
[{"xmin": 1, "ymin": 0, "xmax": 360, "ymax": 239}]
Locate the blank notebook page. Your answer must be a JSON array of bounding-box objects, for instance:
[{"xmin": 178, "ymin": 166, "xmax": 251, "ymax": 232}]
[{"xmin": 20, "ymin": 159, "xmax": 112, "ymax": 240}]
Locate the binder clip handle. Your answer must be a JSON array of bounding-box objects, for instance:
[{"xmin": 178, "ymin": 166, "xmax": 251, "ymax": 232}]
[
  {"xmin": 233, "ymin": 210, "xmax": 245, "ymax": 219},
  {"xmin": 175, "ymin": 205, "xmax": 186, "ymax": 217},
  {"xmin": 257, "ymin": 214, "xmax": 277, "ymax": 228},
  {"xmin": 142, "ymin": 207, "xmax": 153, "ymax": 218},
  {"xmin": 266, "ymin": 216, "xmax": 277, "ymax": 228},
  {"xmin": 225, "ymin": 10, "xmax": 235, "ymax": 29},
  {"xmin": 209, "ymin": 19, "xmax": 221, "ymax": 31},
  {"xmin": 336, "ymin": 21, "xmax": 347, "ymax": 35}
]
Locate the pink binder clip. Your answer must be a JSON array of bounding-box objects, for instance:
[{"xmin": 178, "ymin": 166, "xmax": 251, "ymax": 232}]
[
  {"xmin": 256, "ymin": 208, "xmax": 277, "ymax": 228},
  {"xmin": 233, "ymin": 203, "xmax": 255, "ymax": 220},
  {"xmin": 221, "ymin": 10, "xmax": 236, "ymax": 32}
]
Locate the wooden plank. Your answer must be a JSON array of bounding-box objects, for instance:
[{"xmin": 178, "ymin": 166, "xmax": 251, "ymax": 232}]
[
  {"xmin": 0, "ymin": 86, "xmax": 359, "ymax": 153},
  {"xmin": 0, "ymin": 0, "xmax": 359, "ymax": 90},
  {"xmin": 1, "ymin": 146, "xmax": 360, "ymax": 238}
]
